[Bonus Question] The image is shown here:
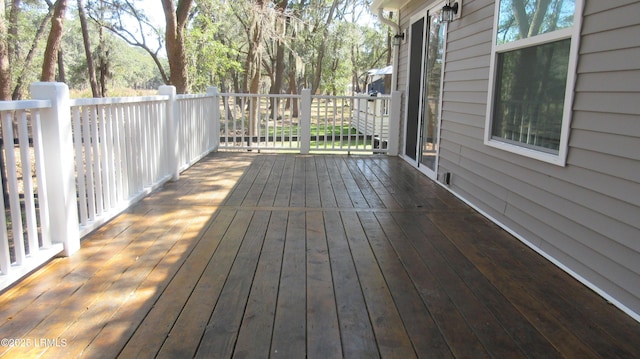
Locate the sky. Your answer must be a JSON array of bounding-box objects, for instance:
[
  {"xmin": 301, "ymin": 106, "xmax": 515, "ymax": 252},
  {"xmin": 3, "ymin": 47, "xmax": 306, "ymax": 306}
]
[{"xmin": 138, "ymin": 0, "xmax": 165, "ymax": 27}]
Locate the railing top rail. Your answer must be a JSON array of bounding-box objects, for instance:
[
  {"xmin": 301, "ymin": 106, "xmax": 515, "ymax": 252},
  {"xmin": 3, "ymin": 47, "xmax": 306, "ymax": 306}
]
[
  {"xmin": 216, "ymin": 92, "xmax": 392, "ymax": 100},
  {"xmin": 176, "ymin": 93, "xmax": 215, "ymax": 100},
  {"xmin": 218, "ymin": 93, "xmax": 302, "ymax": 99},
  {"xmin": 0, "ymin": 99, "xmax": 52, "ymax": 111},
  {"xmin": 70, "ymin": 95, "xmax": 170, "ymax": 107},
  {"xmin": 312, "ymin": 94, "xmax": 392, "ymax": 100}
]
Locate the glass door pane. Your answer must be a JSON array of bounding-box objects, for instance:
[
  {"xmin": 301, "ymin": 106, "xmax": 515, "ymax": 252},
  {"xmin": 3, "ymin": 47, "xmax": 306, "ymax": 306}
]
[
  {"xmin": 405, "ymin": 17, "xmax": 426, "ymax": 161},
  {"xmin": 419, "ymin": 13, "xmax": 444, "ymax": 171}
]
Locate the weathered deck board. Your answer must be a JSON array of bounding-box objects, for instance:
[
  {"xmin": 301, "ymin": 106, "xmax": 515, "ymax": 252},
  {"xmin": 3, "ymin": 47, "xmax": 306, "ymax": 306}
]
[
  {"xmin": 194, "ymin": 210, "xmax": 271, "ymax": 359},
  {"xmin": 270, "ymin": 210, "xmax": 307, "ymax": 358},
  {"xmin": 305, "ymin": 211, "xmax": 342, "ymax": 359},
  {"xmin": 232, "ymin": 210, "xmax": 287, "ymax": 358},
  {"xmin": 323, "ymin": 210, "xmax": 378, "ymax": 358},
  {"xmin": 0, "ymin": 152, "xmax": 638, "ymax": 358},
  {"xmin": 341, "ymin": 211, "xmax": 416, "ymax": 358}
]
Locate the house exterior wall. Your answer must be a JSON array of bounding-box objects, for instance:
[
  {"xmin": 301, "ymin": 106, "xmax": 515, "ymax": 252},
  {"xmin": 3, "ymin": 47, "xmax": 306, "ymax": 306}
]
[{"xmin": 393, "ymin": 0, "xmax": 640, "ymax": 319}]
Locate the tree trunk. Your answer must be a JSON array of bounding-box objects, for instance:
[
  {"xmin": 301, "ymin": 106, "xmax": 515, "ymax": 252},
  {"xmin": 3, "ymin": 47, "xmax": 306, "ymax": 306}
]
[
  {"xmin": 8, "ymin": 0, "xmax": 21, "ymax": 67},
  {"xmin": 99, "ymin": 48, "xmax": 109, "ymax": 97},
  {"xmin": 244, "ymin": 1, "xmax": 266, "ymax": 94},
  {"xmin": 162, "ymin": 0, "xmax": 193, "ymax": 94},
  {"xmin": 56, "ymin": 47, "xmax": 65, "ymax": 82},
  {"xmin": 269, "ymin": 1, "xmax": 289, "ymax": 116},
  {"xmin": 0, "ymin": 0, "xmax": 11, "ymax": 100},
  {"xmin": 41, "ymin": 0, "xmax": 67, "ymax": 82},
  {"xmin": 244, "ymin": 0, "xmax": 268, "ymax": 138},
  {"xmin": 12, "ymin": 7, "xmax": 53, "ymax": 100},
  {"xmin": 311, "ymin": 0, "xmax": 340, "ymax": 94},
  {"xmin": 350, "ymin": 44, "xmax": 360, "ymax": 93},
  {"xmin": 287, "ymin": 50, "xmax": 298, "ymax": 117},
  {"xmin": 78, "ymin": 0, "xmax": 100, "ymax": 97},
  {"xmin": 98, "ymin": 22, "xmax": 110, "ymax": 97}
]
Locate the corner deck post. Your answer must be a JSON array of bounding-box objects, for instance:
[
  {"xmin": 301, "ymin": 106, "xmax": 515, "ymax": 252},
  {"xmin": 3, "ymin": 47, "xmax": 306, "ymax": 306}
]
[
  {"xmin": 159, "ymin": 85, "xmax": 179, "ymax": 180},
  {"xmin": 29, "ymin": 82, "xmax": 80, "ymax": 256}
]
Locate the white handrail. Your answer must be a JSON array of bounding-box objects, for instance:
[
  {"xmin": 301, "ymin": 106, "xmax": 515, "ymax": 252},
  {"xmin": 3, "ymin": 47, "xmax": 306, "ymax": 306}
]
[
  {"xmin": 0, "ymin": 100, "xmax": 51, "ymax": 111},
  {"xmin": 70, "ymin": 95, "xmax": 168, "ymax": 106}
]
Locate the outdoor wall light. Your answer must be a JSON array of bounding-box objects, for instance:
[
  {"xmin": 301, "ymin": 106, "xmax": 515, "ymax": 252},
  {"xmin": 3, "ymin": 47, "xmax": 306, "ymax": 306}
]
[
  {"xmin": 393, "ymin": 32, "xmax": 405, "ymax": 45},
  {"xmin": 441, "ymin": 1, "xmax": 460, "ymax": 23}
]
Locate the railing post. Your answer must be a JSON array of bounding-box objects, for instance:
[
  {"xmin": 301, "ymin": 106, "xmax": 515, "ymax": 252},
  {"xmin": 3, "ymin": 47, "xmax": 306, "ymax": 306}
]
[
  {"xmin": 29, "ymin": 82, "xmax": 80, "ymax": 256},
  {"xmin": 207, "ymin": 87, "xmax": 220, "ymax": 152},
  {"xmin": 159, "ymin": 85, "xmax": 179, "ymax": 181},
  {"xmin": 387, "ymin": 90, "xmax": 402, "ymax": 156},
  {"xmin": 300, "ymin": 89, "xmax": 311, "ymax": 154}
]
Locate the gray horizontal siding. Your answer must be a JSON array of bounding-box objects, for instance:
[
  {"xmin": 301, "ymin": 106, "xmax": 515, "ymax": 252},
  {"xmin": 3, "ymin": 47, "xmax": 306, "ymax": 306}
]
[
  {"xmin": 439, "ymin": 150, "xmax": 640, "ymax": 308},
  {"xmin": 441, "ymin": 124, "xmax": 640, "ymax": 251},
  {"xmin": 582, "ymin": 3, "xmax": 639, "ymax": 32},
  {"xmin": 576, "ymin": 70, "xmax": 640, "ymax": 93},
  {"xmin": 574, "ymin": 92, "xmax": 640, "ymax": 116},
  {"xmin": 571, "ymin": 112, "xmax": 639, "ymax": 137},
  {"xmin": 397, "ymin": 0, "xmax": 640, "ymax": 317},
  {"xmin": 580, "ymin": 25, "xmax": 640, "ymax": 53},
  {"xmin": 570, "ymin": 128, "xmax": 639, "ymax": 160}
]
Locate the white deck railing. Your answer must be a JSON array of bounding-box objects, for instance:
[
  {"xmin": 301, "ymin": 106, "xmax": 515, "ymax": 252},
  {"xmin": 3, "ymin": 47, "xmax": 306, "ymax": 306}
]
[
  {"xmin": 70, "ymin": 95, "xmax": 173, "ymax": 236},
  {"xmin": 214, "ymin": 90, "xmax": 401, "ymax": 155},
  {"xmin": 0, "ymin": 83, "xmax": 401, "ymax": 290},
  {"xmin": 0, "ymin": 83, "xmax": 221, "ymax": 290},
  {"xmin": 216, "ymin": 93, "xmax": 301, "ymax": 152},
  {"xmin": 0, "ymin": 97, "xmax": 64, "ymax": 289},
  {"xmin": 351, "ymin": 94, "xmax": 390, "ymax": 145},
  {"xmin": 175, "ymin": 91, "xmax": 218, "ymax": 171}
]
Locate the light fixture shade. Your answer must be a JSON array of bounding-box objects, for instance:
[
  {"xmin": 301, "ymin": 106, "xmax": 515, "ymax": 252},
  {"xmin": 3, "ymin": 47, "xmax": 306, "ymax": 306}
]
[
  {"xmin": 441, "ymin": 4, "xmax": 454, "ymax": 22},
  {"xmin": 441, "ymin": 2, "xmax": 459, "ymax": 23}
]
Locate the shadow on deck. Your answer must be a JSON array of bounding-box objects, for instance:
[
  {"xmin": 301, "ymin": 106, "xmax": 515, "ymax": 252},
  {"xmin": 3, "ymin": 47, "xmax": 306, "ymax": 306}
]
[{"xmin": 0, "ymin": 152, "xmax": 638, "ymax": 358}]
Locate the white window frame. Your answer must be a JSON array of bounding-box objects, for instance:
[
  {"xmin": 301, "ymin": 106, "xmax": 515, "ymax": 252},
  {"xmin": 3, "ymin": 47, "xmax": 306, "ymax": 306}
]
[{"xmin": 484, "ymin": 0, "xmax": 584, "ymax": 166}]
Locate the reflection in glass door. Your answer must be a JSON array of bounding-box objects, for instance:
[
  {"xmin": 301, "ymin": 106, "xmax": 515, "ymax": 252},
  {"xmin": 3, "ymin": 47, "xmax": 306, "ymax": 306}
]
[{"xmin": 420, "ymin": 13, "xmax": 445, "ymax": 172}]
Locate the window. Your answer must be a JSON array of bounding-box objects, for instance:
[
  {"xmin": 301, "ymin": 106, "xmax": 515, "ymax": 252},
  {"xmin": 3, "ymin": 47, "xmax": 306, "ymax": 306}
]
[{"xmin": 485, "ymin": 0, "xmax": 582, "ymax": 165}]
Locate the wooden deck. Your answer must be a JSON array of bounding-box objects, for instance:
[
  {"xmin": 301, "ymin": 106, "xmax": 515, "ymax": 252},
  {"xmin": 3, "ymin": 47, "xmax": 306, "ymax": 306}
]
[{"xmin": 0, "ymin": 153, "xmax": 638, "ymax": 358}]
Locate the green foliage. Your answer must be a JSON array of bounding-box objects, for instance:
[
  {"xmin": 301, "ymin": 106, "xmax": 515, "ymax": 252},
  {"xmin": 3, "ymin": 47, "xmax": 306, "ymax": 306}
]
[
  {"xmin": 62, "ymin": 16, "xmax": 165, "ymax": 93},
  {"xmin": 6, "ymin": 0, "xmax": 50, "ymax": 98},
  {"xmin": 186, "ymin": 1, "xmax": 243, "ymax": 93},
  {"xmin": 5, "ymin": 0, "xmax": 388, "ymax": 96}
]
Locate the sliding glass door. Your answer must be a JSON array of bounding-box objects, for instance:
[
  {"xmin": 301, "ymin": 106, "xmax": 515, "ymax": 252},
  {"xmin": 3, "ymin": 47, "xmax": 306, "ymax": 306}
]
[{"xmin": 405, "ymin": 5, "xmax": 446, "ymax": 179}]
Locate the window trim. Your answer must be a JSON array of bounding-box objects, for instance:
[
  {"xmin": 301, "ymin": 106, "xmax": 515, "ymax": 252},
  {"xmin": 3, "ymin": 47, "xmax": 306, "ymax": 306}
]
[{"xmin": 484, "ymin": 0, "xmax": 584, "ymax": 166}]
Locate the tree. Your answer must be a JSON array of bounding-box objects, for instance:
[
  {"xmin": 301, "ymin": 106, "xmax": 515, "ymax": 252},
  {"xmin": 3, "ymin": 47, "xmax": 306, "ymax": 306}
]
[
  {"xmin": 41, "ymin": 0, "xmax": 67, "ymax": 81},
  {"xmin": 0, "ymin": 0, "xmax": 10, "ymax": 100},
  {"xmin": 7, "ymin": 0, "xmax": 20, "ymax": 72},
  {"xmin": 78, "ymin": 0, "xmax": 100, "ymax": 97},
  {"xmin": 0, "ymin": 0, "xmax": 56, "ymax": 99},
  {"xmin": 227, "ymin": 0, "xmax": 271, "ymax": 137},
  {"xmin": 162, "ymin": 0, "xmax": 193, "ymax": 93},
  {"xmin": 310, "ymin": 0, "xmax": 341, "ymax": 94},
  {"xmin": 88, "ymin": 0, "xmax": 170, "ymax": 89},
  {"xmin": 269, "ymin": 0, "xmax": 288, "ymax": 98},
  {"xmin": 185, "ymin": 0, "xmax": 242, "ymax": 93},
  {"xmin": 2, "ymin": 0, "xmax": 391, "ymax": 98},
  {"xmin": 239, "ymin": 0, "xmax": 268, "ymax": 95},
  {"xmin": 11, "ymin": 1, "xmax": 54, "ymax": 99}
]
